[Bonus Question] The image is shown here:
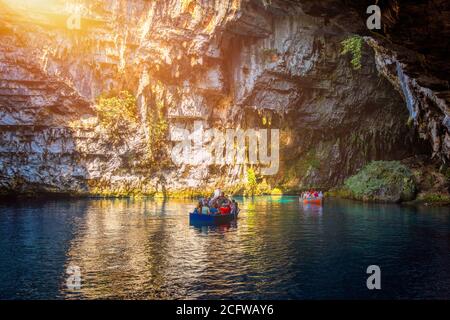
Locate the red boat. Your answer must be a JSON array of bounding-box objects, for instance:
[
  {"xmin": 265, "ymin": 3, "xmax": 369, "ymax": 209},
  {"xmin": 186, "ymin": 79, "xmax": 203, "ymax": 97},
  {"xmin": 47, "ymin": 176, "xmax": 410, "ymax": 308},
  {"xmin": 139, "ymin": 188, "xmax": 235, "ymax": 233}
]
[{"xmin": 302, "ymin": 197, "xmax": 323, "ymax": 205}]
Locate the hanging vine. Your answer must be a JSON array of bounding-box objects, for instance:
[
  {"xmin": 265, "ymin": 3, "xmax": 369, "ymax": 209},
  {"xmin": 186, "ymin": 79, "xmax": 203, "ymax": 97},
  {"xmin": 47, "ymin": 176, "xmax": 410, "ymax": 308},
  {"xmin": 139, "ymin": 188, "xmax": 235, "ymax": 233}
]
[{"xmin": 340, "ymin": 35, "xmax": 363, "ymax": 70}]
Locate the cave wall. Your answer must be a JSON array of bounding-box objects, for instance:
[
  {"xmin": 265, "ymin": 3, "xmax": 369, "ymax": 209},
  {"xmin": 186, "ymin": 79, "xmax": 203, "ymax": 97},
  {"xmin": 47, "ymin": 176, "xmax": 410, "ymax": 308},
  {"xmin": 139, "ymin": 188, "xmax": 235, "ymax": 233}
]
[
  {"xmin": 345, "ymin": 0, "xmax": 450, "ymax": 163},
  {"xmin": 0, "ymin": 0, "xmax": 441, "ymax": 196}
]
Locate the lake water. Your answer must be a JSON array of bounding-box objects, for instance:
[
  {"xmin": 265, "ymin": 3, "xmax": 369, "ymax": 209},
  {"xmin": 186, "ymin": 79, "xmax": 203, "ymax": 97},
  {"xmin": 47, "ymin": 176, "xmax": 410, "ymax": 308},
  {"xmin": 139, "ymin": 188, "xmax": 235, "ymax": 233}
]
[{"xmin": 0, "ymin": 196, "xmax": 449, "ymax": 299}]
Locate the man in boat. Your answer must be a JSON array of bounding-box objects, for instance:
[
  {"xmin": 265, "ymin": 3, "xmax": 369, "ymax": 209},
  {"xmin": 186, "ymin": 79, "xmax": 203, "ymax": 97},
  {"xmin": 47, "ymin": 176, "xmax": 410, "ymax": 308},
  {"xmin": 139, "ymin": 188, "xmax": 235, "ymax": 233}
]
[
  {"xmin": 230, "ymin": 200, "xmax": 239, "ymax": 215},
  {"xmin": 210, "ymin": 202, "xmax": 219, "ymax": 214},
  {"xmin": 209, "ymin": 188, "xmax": 221, "ymax": 206},
  {"xmin": 216, "ymin": 192, "xmax": 229, "ymax": 207},
  {"xmin": 194, "ymin": 200, "xmax": 211, "ymax": 215},
  {"xmin": 220, "ymin": 193, "xmax": 235, "ymax": 214}
]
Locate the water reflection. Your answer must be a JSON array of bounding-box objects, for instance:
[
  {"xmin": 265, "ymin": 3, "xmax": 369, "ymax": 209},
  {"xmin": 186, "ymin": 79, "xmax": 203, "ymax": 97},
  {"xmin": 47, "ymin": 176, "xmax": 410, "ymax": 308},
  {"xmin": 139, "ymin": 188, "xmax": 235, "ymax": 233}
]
[
  {"xmin": 190, "ymin": 222, "xmax": 238, "ymax": 234},
  {"xmin": 0, "ymin": 197, "xmax": 449, "ymax": 299},
  {"xmin": 61, "ymin": 199, "xmax": 191, "ymax": 299},
  {"xmin": 302, "ymin": 203, "xmax": 323, "ymax": 215},
  {"xmin": 0, "ymin": 199, "xmax": 88, "ymax": 299}
]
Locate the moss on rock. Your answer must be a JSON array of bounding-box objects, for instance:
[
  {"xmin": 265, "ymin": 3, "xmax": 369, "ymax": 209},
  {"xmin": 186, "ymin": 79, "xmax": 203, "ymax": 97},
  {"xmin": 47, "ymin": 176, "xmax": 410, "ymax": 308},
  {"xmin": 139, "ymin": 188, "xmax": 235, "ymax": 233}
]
[
  {"xmin": 271, "ymin": 187, "xmax": 283, "ymax": 195},
  {"xmin": 342, "ymin": 161, "xmax": 417, "ymax": 202},
  {"xmin": 415, "ymin": 192, "xmax": 450, "ymax": 205}
]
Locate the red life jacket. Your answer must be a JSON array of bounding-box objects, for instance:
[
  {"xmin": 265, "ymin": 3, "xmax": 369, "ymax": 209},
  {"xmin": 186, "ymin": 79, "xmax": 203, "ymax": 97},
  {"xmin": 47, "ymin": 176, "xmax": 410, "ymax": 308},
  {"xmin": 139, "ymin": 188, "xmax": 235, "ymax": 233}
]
[{"xmin": 220, "ymin": 206, "xmax": 231, "ymax": 214}]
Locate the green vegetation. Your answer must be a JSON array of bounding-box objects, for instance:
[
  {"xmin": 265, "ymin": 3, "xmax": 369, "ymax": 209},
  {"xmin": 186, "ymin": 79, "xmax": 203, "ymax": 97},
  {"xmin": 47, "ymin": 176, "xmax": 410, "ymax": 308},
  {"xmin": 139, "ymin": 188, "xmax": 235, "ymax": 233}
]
[
  {"xmin": 416, "ymin": 193, "xmax": 450, "ymax": 205},
  {"xmin": 325, "ymin": 187, "xmax": 351, "ymax": 198},
  {"xmin": 146, "ymin": 98, "xmax": 169, "ymax": 163},
  {"xmin": 246, "ymin": 167, "xmax": 258, "ymax": 196},
  {"xmin": 96, "ymin": 90, "xmax": 138, "ymax": 141},
  {"xmin": 95, "ymin": 90, "xmax": 169, "ymax": 166},
  {"xmin": 271, "ymin": 187, "xmax": 283, "ymax": 195},
  {"xmin": 342, "ymin": 161, "xmax": 416, "ymax": 202},
  {"xmin": 340, "ymin": 35, "xmax": 363, "ymax": 70},
  {"xmin": 242, "ymin": 167, "xmax": 273, "ymax": 196}
]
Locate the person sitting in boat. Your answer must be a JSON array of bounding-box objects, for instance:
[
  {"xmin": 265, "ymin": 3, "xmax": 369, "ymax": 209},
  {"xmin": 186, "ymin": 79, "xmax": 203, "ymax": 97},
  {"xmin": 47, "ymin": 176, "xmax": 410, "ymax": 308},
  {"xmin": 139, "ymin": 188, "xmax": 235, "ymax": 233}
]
[
  {"xmin": 230, "ymin": 200, "xmax": 239, "ymax": 215},
  {"xmin": 220, "ymin": 194, "xmax": 233, "ymax": 214},
  {"xmin": 210, "ymin": 203, "xmax": 219, "ymax": 214},
  {"xmin": 218, "ymin": 192, "xmax": 230, "ymax": 207},
  {"xmin": 220, "ymin": 205, "xmax": 231, "ymax": 214},
  {"xmin": 209, "ymin": 188, "xmax": 221, "ymax": 206},
  {"xmin": 201, "ymin": 204, "xmax": 210, "ymax": 215},
  {"xmin": 194, "ymin": 201, "xmax": 202, "ymax": 214},
  {"xmin": 302, "ymin": 190, "xmax": 323, "ymax": 200},
  {"xmin": 194, "ymin": 199, "xmax": 211, "ymax": 215}
]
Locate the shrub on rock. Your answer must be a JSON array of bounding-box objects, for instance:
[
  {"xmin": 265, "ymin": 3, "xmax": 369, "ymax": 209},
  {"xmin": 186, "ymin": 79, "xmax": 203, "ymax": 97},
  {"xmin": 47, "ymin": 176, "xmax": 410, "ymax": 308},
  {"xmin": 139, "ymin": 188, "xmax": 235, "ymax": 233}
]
[{"xmin": 343, "ymin": 161, "xmax": 416, "ymax": 202}]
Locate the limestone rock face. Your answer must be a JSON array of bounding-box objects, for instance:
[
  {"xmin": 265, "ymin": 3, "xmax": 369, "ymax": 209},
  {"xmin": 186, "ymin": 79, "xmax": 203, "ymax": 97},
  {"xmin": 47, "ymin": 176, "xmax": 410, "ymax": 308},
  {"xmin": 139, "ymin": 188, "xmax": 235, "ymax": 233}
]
[
  {"xmin": 0, "ymin": 0, "xmax": 446, "ymax": 196},
  {"xmin": 347, "ymin": 0, "xmax": 450, "ymax": 164}
]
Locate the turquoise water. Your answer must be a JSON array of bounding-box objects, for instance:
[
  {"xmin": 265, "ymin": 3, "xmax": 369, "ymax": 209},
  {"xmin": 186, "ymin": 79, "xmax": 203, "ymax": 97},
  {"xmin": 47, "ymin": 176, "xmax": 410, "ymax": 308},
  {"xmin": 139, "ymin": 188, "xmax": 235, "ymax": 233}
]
[{"xmin": 0, "ymin": 196, "xmax": 449, "ymax": 299}]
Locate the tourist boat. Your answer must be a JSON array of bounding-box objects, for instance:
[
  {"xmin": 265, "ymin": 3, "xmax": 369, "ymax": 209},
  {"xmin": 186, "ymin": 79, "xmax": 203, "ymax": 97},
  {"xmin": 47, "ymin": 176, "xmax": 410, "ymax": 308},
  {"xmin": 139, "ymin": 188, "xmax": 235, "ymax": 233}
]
[
  {"xmin": 189, "ymin": 209, "xmax": 239, "ymax": 225},
  {"xmin": 302, "ymin": 197, "xmax": 323, "ymax": 205}
]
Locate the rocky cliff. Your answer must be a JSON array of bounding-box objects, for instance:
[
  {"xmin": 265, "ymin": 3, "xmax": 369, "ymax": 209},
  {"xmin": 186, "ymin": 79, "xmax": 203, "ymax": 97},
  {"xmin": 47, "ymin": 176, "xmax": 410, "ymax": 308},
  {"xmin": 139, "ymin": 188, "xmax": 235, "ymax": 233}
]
[{"xmin": 0, "ymin": 0, "xmax": 447, "ymax": 197}]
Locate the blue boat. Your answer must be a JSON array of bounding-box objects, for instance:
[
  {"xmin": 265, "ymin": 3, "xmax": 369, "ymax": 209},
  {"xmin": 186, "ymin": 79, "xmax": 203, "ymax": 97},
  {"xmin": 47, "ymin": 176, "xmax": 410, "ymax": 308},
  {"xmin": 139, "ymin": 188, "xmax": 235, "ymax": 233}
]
[{"xmin": 189, "ymin": 210, "xmax": 239, "ymax": 225}]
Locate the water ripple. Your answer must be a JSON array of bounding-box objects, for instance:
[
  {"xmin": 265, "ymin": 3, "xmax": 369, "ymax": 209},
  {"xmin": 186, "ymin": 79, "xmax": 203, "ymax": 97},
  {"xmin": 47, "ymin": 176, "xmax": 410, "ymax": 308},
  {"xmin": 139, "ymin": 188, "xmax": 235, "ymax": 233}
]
[{"xmin": 0, "ymin": 197, "xmax": 449, "ymax": 299}]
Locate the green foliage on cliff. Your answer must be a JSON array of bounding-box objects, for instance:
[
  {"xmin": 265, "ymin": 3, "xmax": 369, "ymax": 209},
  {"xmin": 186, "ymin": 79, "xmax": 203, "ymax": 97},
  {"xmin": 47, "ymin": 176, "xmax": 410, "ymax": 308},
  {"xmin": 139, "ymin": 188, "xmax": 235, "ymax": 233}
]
[
  {"xmin": 416, "ymin": 193, "xmax": 450, "ymax": 205},
  {"xmin": 341, "ymin": 35, "xmax": 363, "ymax": 70},
  {"xmin": 271, "ymin": 187, "xmax": 283, "ymax": 195},
  {"xmin": 96, "ymin": 91, "xmax": 138, "ymax": 134},
  {"xmin": 242, "ymin": 167, "xmax": 273, "ymax": 196},
  {"xmin": 146, "ymin": 98, "xmax": 169, "ymax": 163},
  {"xmin": 246, "ymin": 167, "xmax": 257, "ymax": 196},
  {"xmin": 95, "ymin": 90, "xmax": 169, "ymax": 166},
  {"xmin": 343, "ymin": 161, "xmax": 416, "ymax": 202}
]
